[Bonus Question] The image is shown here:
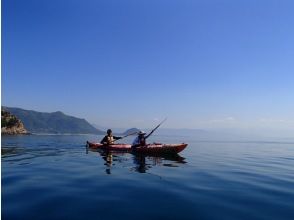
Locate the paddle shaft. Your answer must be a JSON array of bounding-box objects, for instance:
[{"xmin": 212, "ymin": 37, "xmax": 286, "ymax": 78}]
[
  {"xmin": 112, "ymin": 131, "xmax": 139, "ymax": 143},
  {"xmin": 145, "ymin": 118, "xmax": 167, "ymax": 139}
]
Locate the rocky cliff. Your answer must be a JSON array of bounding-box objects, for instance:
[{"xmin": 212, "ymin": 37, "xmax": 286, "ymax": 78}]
[{"xmin": 1, "ymin": 109, "xmax": 29, "ymax": 135}]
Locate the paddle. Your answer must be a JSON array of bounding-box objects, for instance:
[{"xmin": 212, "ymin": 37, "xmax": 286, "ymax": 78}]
[
  {"xmin": 112, "ymin": 131, "xmax": 139, "ymax": 143},
  {"xmin": 145, "ymin": 118, "xmax": 167, "ymax": 139}
]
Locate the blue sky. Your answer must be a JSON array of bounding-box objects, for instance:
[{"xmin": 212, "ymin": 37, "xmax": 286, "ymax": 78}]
[{"xmin": 2, "ymin": 0, "xmax": 294, "ymax": 132}]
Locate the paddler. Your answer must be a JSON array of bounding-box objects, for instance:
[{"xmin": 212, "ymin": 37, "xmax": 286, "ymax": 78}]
[
  {"xmin": 132, "ymin": 131, "xmax": 147, "ymax": 148},
  {"xmin": 100, "ymin": 129, "xmax": 122, "ymax": 145}
]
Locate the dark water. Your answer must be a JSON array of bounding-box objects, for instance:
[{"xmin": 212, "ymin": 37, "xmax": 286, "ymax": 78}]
[{"xmin": 2, "ymin": 134, "xmax": 294, "ymax": 220}]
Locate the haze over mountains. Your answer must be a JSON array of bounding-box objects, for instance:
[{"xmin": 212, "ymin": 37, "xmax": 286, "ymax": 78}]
[{"xmin": 3, "ymin": 107, "xmax": 293, "ymax": 142}]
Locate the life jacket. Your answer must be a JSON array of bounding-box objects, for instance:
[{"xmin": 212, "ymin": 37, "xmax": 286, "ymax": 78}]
[
  {"xmin": 139, "ymin": 136, "xmax": 146, "ymax": 146},
  {"xmin": 107, "ymin": 135, "xmax": 114, "ymax": 144}
]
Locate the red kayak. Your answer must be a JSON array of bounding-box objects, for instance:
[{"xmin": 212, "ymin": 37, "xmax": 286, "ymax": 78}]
[{"xmin": 86, "ymin": 141, "xmax": 187, "ymax": 155}]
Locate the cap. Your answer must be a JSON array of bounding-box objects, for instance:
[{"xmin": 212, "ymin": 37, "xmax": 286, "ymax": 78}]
[{"xmin": 138, "ymin": 131, "xmax": 146, "ymax": 135}]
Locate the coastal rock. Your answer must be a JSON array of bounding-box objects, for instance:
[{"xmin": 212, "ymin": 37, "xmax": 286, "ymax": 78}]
[{"xmin": 1, "ymin": 109, "xmax": 29, "ymax": 135}]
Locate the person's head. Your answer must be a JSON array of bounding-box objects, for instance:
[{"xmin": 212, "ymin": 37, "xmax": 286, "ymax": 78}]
[
  {"xmin": 138, "ymin": 131, "xmax": 146, "ymax": 136},
  {"xmin": 107, "ymin": 129, "xmax": 112, "ymax": 135}
]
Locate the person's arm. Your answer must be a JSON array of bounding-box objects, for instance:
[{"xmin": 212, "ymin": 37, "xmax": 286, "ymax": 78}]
[
  {"xmin": 132, "ymin": 136, "xmax": 139, "ymax": 147},
  {"xmin": 100, "ymin": 136, "xmax": 107, "ymax": 144},
  {"xmin": 113, "ymin": 136, "xmax": 122, "ymax": 140}
]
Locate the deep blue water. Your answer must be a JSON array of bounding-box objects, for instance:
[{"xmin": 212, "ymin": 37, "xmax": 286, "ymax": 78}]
[{"xmin": 2, "ymin": 134, "xmax": 294, "ymax": 220}]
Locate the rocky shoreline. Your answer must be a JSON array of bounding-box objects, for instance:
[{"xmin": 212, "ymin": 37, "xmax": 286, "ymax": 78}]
[{"xmin": 1, "ymin": 109, "xmax": 29, "ymax": 135}]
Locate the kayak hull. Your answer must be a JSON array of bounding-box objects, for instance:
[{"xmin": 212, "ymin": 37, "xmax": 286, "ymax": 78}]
[
  {"xmin": 86, "ymin": 141, "xmax": 187, "ymax": 155},
  {"xmin": 133, "ymin": 143, "xmax": 187, "ymax": 155},
  {"xmin": 86, "ymin": 142, "xmax": 132, "ymax": 152}
]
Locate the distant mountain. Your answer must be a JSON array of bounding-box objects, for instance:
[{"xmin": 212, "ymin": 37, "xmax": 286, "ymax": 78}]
[
  {"xmin": 3, "ymin": 107, "xmax": 104, "ymax": 134},
  {"xmin": 122, "ymin": 128, "xmax": 140, "ymax": 135}
]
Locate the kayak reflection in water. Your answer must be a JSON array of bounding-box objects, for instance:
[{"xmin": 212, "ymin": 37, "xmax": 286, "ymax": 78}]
[
  {"xmin": 100, "ymin": 129, "xmax": 122, "ymax": 145},
  {"xmin": 133, "ymin": 154, "xmax": 149, "ymax": 173},
  {"xmin": 94, "ymin": 149, "xmax": 187, "ymax": 174},
  {"xmin": 100, "ymin": 151, "xmax": 113, "ymax": 174},
  {"xmin": 132, "ymin": 154, "xmax": 187, "ymax": 173},
  {"xmin": 132, "ymin": 130, "xmax": 150, "ymax": 148}
]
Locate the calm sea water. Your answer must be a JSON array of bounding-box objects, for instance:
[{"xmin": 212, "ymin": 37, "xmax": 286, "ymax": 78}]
[{"xmin": 2, "ymin": 134, "xmax": 294, "ymax": 220}]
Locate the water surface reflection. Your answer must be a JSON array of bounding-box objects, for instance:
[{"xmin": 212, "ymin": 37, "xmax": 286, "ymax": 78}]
[{"xmin": 88, "ymin": 148, "xmax": 186, "ymax": 174}]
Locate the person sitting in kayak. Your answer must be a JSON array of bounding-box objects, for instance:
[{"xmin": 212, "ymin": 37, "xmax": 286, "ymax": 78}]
[
  {"xmin": 132, "ymin": 131, "xmax": 148, "ymax": 148},
  {"xmin": 100, "ymin": 129, "xmax": 122, "ymax": 145}
]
